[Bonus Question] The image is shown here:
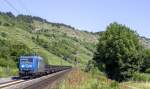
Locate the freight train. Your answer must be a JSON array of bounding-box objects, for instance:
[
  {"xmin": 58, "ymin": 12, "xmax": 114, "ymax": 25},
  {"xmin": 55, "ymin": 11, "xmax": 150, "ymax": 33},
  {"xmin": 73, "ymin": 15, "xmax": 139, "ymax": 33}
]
[{"xmin": 19, "ymin": 56, "xmax": 71, "ymax": 78}]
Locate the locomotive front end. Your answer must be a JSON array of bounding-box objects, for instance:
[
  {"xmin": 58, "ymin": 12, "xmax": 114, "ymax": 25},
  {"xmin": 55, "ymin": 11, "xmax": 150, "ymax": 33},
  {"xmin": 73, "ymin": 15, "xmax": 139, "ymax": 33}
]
[{"xmin": 19, "ymin": 56, "xmax": 34, "ymax": 77}]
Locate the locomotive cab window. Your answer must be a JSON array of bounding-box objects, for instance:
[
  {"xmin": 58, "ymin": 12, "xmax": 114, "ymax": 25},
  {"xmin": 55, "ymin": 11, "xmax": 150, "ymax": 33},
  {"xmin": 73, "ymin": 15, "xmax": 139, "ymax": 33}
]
[{"xmin": 20, "ymin": 58, "xmax": 33, "ymax": 63}]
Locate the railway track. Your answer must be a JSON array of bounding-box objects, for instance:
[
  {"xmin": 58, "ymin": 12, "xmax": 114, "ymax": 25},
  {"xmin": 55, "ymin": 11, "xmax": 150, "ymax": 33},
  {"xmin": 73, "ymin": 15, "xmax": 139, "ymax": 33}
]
[
  {"xmin": 0, "ymin": 80, "xmax": 25, "ymax": 89},
  {"xmin": 0, "ymin": 68, "xmax": 71, "ymax": 89},
  {"xmin": 25, "ymin": 69, "xmax": 71, "ymax": 89}
]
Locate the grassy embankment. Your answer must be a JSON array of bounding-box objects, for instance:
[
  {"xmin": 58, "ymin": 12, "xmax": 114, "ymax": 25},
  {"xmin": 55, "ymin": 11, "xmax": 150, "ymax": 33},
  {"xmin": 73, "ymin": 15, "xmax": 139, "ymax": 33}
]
[{"xmin": 56, "ymin": 68, "xmax": 150, "ymax": 89}]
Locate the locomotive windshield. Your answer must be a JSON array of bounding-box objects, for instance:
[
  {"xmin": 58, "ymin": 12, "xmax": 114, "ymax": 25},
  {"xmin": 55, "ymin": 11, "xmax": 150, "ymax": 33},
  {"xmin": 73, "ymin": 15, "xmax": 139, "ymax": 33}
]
[
  {"xmin": 20, "ymin": 58, "xmax": 33, "ymax": 63},
  {"xmin": 20, "ymin": 57, "xmax": 33, "ymax": 69}
]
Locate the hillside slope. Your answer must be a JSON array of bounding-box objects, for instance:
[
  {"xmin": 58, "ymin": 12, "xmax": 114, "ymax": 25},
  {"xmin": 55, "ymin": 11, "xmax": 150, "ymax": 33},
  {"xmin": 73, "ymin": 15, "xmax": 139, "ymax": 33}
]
[
  {"xmin": 0, "ymin": 12, "xmax": 99, "ymax": 76},
  {"xmin": 140, "ymin": 37, "xmax": 150, "ymax": 49},
  {"xmin": 0, "ymin": 12, "xmax": 149, "ymax": 76}
]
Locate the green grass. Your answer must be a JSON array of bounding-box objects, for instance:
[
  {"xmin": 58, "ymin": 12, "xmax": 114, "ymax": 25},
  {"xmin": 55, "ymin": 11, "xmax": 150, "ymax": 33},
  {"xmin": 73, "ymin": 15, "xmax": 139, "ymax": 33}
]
[
  {"xmin": 56, "ymin": 69, "xmax": 150, "ymax": 89},
  {"xmin": 0, "ymin": 26, "xmax": 70, "ymax": 65},
  {"xmin": 0, "ymin": 13, "xmax": 98, "ymax": 76},
  {"xmin": 132, "ymin": 72, "xmax": 150, "ymax": 82},
  {"xmin": 0, "ymin": 67, "xmax": 18, "ymax": 77},
  {"xmin": 121, "ymin": 81, "xmax": 150, "ymax": 89},
  {"xmin": 56, "ymin": 68, "xmax": 119, "ymax": 89}
]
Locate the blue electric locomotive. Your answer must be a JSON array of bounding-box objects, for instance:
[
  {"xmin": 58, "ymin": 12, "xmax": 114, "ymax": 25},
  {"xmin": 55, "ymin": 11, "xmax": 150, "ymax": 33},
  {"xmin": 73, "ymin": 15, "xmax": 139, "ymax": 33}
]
[{"xmin": 19, "ymin": 56, "xmax": 45, "ymax": 78}]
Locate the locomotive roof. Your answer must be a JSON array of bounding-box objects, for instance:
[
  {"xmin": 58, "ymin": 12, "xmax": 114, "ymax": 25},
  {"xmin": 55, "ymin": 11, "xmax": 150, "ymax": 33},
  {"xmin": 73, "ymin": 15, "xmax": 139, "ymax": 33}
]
[{"xmin": 20, "ymin": 56, "xmax": 43, "ymax": 59}]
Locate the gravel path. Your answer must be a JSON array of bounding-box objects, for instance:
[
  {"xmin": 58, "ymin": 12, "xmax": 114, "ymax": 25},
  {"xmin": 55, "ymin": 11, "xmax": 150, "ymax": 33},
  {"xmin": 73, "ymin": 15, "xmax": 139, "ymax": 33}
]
[
  {"xmin": 0, "ymin": 76, "xmax": 19, "ymax": 84},
  {"xmin": 0, "ymin": 77, "xmax": 12, "ymax": 84}
]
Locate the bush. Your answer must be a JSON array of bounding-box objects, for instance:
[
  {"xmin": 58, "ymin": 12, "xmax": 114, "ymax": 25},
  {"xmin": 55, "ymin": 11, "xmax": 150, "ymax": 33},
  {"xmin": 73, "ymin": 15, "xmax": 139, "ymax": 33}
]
[
  {"xmin": 140, "ymin": 49, "xmax": 150, "ymax": 73},
  {"xmin": 33, "ymin": 35, "xmax": 78, "ymax": 61},
  {"xmin": 110, "ymin": 81, "xmax": 119, "ymax": 88},
  {"xmin": 85, "ymin": 60, "xmax": 95, "ymax": 72},
  {"xmin": 93, "ymin": 22, "xmax": 144, "ymax": 81},
  {"xmin": 0, "ymin": 58, "xmax": 9, "ymax": 67},
  {"xmin": 3, "ymin": 23, "xmax": 10, "ymax": 26},
  {"xmin": 0, "ymin": 21, "xmax": 2, "ymax": 25},
  {"xmin": 145, "ymin": 68, "xmax": 150, "ymax": 73},
  {"xmin": 0, "ymin": 39, "xmax": 32, "ymax": 68},
  {"xmin": 0, "ymin": 67, "xmax": 18, "ymax": 77},
  {"xmin": 1, "ymin": 32, "xmax": 7, "ymax": 37},
  {"xmin": 132, "ymin": 72, "xmax": 150, "ymax": 81}
]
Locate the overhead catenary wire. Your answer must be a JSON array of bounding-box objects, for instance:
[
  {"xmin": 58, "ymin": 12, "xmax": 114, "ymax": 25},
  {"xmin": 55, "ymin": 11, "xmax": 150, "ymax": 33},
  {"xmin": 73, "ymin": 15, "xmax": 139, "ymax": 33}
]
[
  {"xmin": 3, "ymin": 0, "xmax": 44, "ymax": 31},
  {"xmin": 16, "ymin": 0, "xmax": 32, "ymax": 15},
  {"xmin": 0, "ymin": 1, "xmax": 4, "ymax": 11},
  {"xmin": 3, "ymin": 0, "xmax": 20, "ymax": 14}
]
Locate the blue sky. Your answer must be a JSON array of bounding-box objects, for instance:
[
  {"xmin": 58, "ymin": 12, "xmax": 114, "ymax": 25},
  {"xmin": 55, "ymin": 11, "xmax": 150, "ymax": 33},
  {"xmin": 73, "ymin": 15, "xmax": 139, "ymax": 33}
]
[{"xmin": 0, "ymin": 0, "xmax": 150, "ymax": 38}]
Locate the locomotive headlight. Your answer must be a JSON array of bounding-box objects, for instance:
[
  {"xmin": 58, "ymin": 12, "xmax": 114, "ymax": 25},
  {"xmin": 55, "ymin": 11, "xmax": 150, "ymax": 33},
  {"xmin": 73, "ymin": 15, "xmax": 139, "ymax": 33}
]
[{"xmin": 21, "ymin": 65, "xmax": 25, "ymax": 68}]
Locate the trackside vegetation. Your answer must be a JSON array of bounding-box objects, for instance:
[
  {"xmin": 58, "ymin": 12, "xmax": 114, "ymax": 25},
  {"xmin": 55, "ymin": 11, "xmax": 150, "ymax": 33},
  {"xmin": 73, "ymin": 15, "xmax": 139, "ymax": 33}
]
[
  {"xmin": 92, "ymin": 22, "xmax": 150, "ymax": 82},
  {"xmin": 57, "ymin": 68, "xmax": 120, "ymax": 89},
  {"xmin": 56, "ymin": 68, "xmax": 150, "ymax": 89}
]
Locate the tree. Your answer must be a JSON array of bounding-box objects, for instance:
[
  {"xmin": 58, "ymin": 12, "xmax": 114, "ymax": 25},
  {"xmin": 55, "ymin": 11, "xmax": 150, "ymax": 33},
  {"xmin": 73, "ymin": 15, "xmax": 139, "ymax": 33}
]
[
  {"xmin": 3, "ymin": 23, "xmax": 10, "ymax": 26},
  {"xmin": 141, "ymin": 49, "xmax": 150, "ymax": 73},
  {"xmin": 6, "ymin": 12, "xmax": 15, "ymax": 18},
  {"xmin": 93, "ymin": 22, "xmax": 144, "ymax": 81},
  {"xmin": 0, "ymin": 21, "xmax": 2, "ymax": 25}
]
